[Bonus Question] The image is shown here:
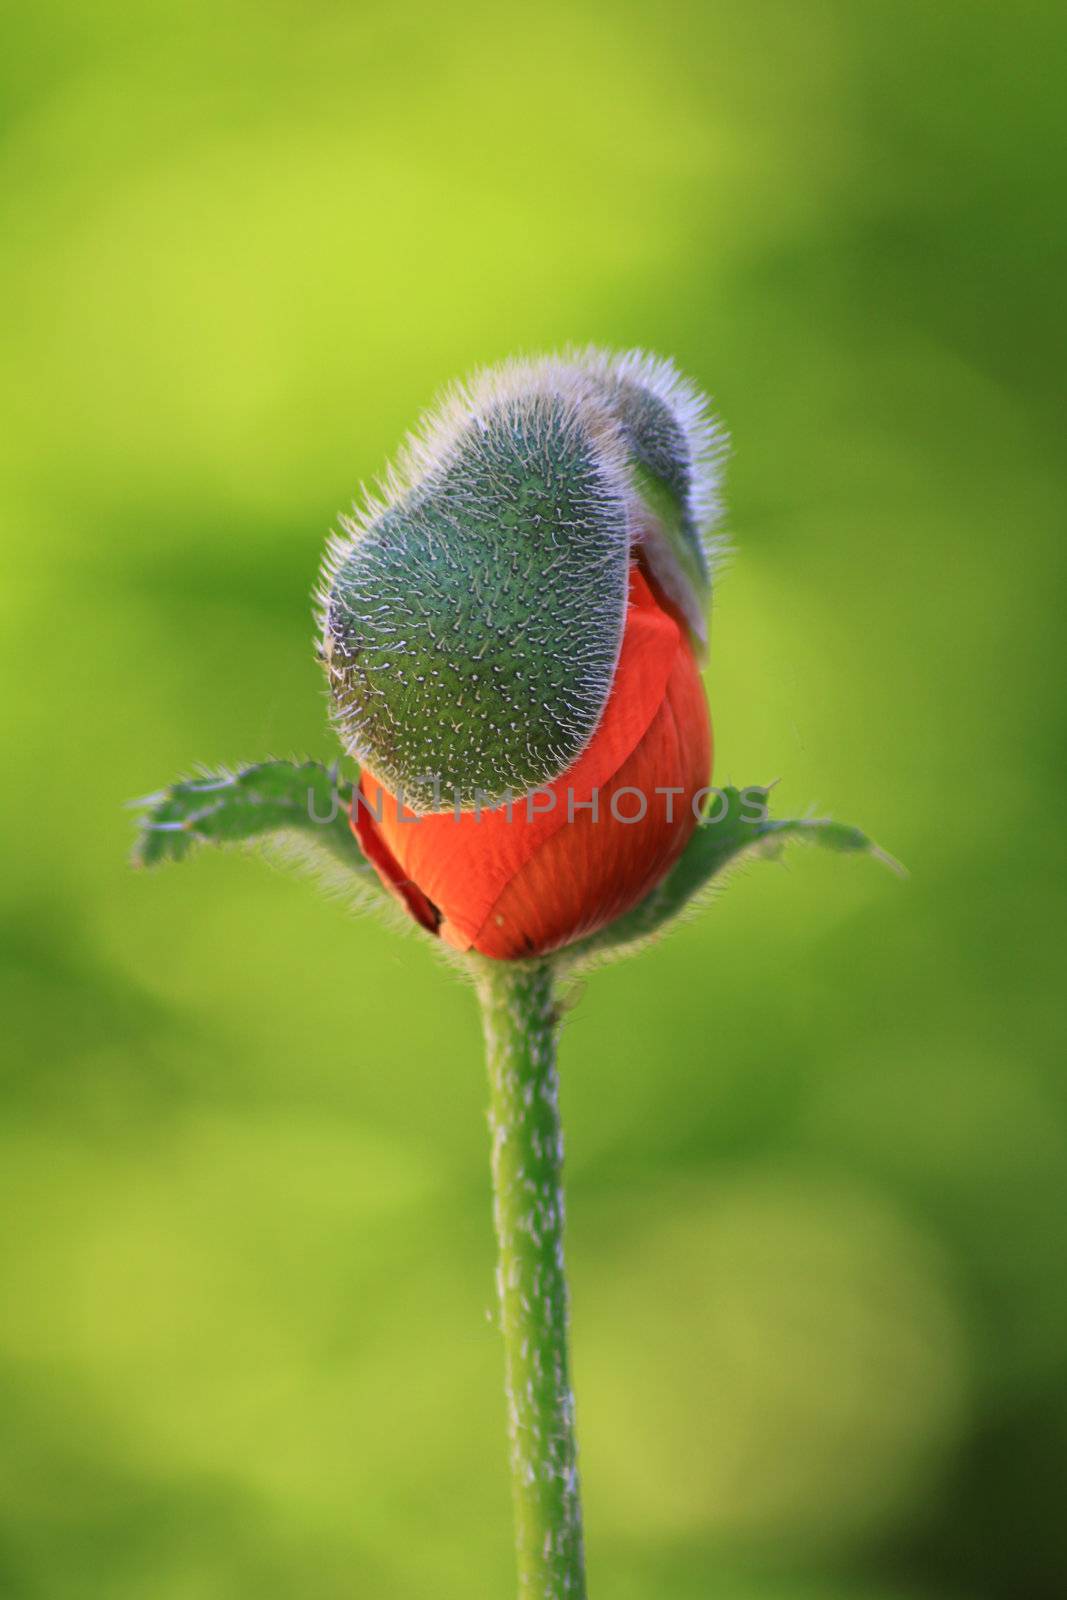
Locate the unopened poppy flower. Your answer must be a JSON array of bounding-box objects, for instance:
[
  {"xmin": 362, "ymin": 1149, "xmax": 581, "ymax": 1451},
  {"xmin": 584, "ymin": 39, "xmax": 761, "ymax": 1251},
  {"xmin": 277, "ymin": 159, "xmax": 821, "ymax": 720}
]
[
  {"xmin": 135, "ymin": 346, "xmax": 887, "ymax": 1600},
  {"xmin": 320, "ymin": 349, "xmax": 724, "ymax": 958}
]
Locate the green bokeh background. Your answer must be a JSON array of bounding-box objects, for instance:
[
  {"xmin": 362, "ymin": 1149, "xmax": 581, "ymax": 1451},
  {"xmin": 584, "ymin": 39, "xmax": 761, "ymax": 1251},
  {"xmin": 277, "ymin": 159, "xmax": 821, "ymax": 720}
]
[{"xmin": 2, "ymin": 3, "xmax": 1065, "ymax": 1597}]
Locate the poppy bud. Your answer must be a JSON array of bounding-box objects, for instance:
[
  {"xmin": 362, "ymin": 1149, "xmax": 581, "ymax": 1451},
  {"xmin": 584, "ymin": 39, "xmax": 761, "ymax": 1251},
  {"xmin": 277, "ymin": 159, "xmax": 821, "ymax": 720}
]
[{"xmin": 320, "ymin": 349, "xmax": 724, "ymax": 957}]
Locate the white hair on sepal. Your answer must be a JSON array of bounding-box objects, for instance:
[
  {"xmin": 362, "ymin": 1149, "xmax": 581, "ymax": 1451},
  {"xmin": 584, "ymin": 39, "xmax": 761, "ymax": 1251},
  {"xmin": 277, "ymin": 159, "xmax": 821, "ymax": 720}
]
[
  {"xmin": 392, "ymin": 352, "xmax": 631, "ymax": 497},
  {"xmin": 448, "ymin": 349, "xmax": 726, "ymax": 569},
  {"xmin": 316, "ymin": 346, "xmax": 726, "ymax": 590},
  {"xmin": 313, "ymin": 351, "xmax": 636, "ymax": 647},
  {"xmin": 318, "ymin": 352, "xmax": 644, "ymax": 808},
  {"xmin": 609, "ymin": 346, "xmax": 728, "ymax": 552},
  {"xmin": 566, "ymin": 345, "xmax": 729, "ymax": 575},
  {"xmin": 315, "ymin": 349, "xmax": 728, "ymax": 757}
]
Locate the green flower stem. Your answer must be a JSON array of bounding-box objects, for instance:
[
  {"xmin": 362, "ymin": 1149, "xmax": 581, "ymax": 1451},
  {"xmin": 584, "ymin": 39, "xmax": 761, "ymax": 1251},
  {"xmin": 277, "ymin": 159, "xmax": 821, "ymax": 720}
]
[{"xmin": 474, "ymin": 957, "xmax": 587, "ymax": 1600}]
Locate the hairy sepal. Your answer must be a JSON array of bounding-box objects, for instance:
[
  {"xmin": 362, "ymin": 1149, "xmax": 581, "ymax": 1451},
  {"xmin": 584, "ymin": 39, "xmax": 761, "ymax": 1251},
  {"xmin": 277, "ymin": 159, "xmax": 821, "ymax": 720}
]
[
  {"xmin": 319, "ymin": 349, "xmax": 727, "ymax": 811},
  {"xmin": 321, "ymin": 375, "xmax": 631, "ymax": 812}
]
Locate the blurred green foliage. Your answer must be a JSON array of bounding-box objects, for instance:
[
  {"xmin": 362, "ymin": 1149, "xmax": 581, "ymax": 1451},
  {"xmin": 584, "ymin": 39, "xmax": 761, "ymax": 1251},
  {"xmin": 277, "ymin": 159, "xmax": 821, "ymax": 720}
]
[{"xmin": 2, "ymin": 1, "xmax": 1065, "ymax": 1596}]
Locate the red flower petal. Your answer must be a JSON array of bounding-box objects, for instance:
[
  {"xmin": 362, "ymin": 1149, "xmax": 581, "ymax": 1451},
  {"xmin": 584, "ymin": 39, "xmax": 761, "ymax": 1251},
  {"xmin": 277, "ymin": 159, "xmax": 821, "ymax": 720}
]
[
  {"xmin": 468, "ymin": 622, "xmax": 711, "ymax": 957},
  {"xmin": 351, "ymin": 792, "xmax": 441, "ymax": 935}
]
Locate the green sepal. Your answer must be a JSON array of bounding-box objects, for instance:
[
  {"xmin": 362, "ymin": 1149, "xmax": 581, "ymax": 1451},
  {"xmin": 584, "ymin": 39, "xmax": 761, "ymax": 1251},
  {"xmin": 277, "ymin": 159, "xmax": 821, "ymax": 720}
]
[
  {"xmin": 130, "ymin": 759, "xmax": 372, "ymax": 879},
  {"xmin": 612, "ymin": 385, "xmax": 713, "ymax": 652},
  {"xmin": 323, "ymin": 393, "xmax": 629, "ymax": 812},
  {"xmin": 566, "ymin": 786, "xmax": 900, "ymax": 967}
]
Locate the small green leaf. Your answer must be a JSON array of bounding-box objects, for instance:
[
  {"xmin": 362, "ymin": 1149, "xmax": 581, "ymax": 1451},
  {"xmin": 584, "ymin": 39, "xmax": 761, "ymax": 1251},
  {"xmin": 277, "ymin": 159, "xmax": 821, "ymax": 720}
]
[
  {"xmin": 130, "ymin": 759, "xmax": 371, "ymax": 877},
  {"xmin": 567, "ymin": 786, "xmax": 900, "ymax": 965}
]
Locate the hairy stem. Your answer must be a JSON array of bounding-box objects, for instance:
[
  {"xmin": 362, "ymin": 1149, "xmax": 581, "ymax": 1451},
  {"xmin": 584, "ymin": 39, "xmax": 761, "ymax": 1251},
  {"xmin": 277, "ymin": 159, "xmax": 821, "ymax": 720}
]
[{"xmin": 474, "ymin": 958, "xmax": 587, "ymax": 1599}]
